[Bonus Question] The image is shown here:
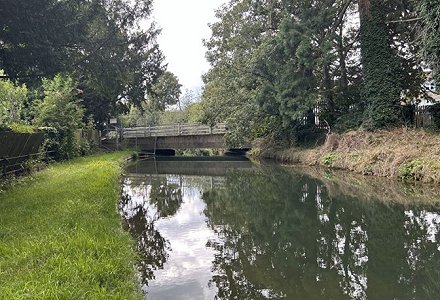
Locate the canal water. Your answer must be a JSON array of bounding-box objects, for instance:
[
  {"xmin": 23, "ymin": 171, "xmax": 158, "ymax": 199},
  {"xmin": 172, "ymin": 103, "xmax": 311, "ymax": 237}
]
[{"xmin": 120, "ymin": 157, "xmax": 440, "ymax": 300}]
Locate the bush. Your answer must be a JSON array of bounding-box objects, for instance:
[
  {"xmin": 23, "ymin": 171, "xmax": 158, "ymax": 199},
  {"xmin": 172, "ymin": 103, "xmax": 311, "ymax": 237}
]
[
  {"xmin": 0, "ymin": 72, "xmax": 28, "ymax": 125},
  {"xmin": 33, "ymin": 75, "xmax": 84, "ymax": 160},
  {"xmin": 321, "ymin": 152, "xmax": 337, "ymax": 167},
  {"xmin": 399, "ymin": 159, "xmax": 423, "ymax": 181},
  {"xmin": 7, "ymin": 123, "xmax": 36, "ymax": 133}
]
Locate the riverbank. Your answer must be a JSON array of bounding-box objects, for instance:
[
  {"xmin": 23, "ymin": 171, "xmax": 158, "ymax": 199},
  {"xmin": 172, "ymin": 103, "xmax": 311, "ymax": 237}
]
[
  {"xmin": 259, "ymin": 128, "xmax": 440, "ymax": 184},
  {"xmin": 0, "ymin": 152, "xmax": 142, "ymax": 299}
]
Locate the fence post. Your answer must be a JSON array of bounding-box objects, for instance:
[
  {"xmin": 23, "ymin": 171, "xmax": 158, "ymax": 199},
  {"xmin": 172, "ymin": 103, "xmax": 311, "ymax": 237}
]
[{"xmin": 115, "ymin": 127, "xmax": 119, "ymax": 151}]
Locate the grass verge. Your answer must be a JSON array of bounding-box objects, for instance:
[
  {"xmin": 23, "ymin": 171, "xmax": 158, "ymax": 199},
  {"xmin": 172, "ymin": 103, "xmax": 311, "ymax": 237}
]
[{"xmin": 0, "ymin": 152, "xmax": 141, "ymax": 299}]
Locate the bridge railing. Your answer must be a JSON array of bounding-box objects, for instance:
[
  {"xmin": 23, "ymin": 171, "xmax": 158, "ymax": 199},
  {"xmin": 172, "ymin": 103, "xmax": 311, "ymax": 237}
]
[{"xmin": 122, "ymin": 123, "xmax": 227, "ymax": 138}]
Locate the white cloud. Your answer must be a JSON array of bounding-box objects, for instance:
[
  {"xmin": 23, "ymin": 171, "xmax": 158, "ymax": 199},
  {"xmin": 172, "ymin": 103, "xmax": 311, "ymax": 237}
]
[{"xmin": 152, "ymin": 0, "xmax": 228, "ymax": 91}]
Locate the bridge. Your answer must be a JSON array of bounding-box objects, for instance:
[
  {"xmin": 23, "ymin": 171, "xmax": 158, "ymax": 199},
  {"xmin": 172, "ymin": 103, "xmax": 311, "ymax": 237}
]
[{"xmin": 102, "ymin": 123, "xmax": 250, "ymax": 153}]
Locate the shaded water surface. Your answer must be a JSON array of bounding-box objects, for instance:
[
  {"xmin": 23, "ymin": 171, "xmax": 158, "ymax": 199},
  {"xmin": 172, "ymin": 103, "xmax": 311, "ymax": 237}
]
[{"xmin": 120, "ymin": 157, "xmax": 440, "ymax": 300}]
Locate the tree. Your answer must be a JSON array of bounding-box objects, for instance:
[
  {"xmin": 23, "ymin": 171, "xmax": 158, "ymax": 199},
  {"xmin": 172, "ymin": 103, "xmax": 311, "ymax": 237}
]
[
  {"xmin": 202, "ymin": 0, "xmax": 362, "ymax": 146},
  {"xmin": 201, "ymin": 0, "xmax": 428, "ymax": 144},
  {"xmin": 148, "ymin": 71, "xmax": 182, "ymax": 111},
  {"xmin": 417, "ymin": 0, "xmax": 440, "ymax": 83},
  {"xmin": 202, "ymin": 0, "xmax": 273, "ymax": 146},
  {"xmin": 0, "ymin": 0, "xmax": 165, "ymax": 127},
  {"xmin": 75, "ymin": 0, "xmax": 165, "ymax": 126},
  {"xmin": 0, "ymin": 0, "xmax": 88, "ymax": 80},
  {"xmin": 359, "ymin": 0, "xmax": 402, "ymax": 129}
]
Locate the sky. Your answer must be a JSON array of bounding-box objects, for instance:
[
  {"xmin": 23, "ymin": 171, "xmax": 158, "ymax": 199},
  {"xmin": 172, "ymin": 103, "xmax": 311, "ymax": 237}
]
[{"xmin": 152, "ymin": 0, "xmax": 228, "ymax": 91}]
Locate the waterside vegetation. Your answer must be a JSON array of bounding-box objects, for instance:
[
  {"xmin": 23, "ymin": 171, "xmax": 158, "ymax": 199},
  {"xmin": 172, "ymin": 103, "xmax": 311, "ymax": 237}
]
[
  {"xmin": 0, "ymin": 152, "xmax": 141, "ymax": 299},
  {"xmin": 258, "ymin": 129, "xmax": 440, "ymax": 184},
  {"xmin": 200, "ymin": 0, "xmax": 440, "ymax": 162}
]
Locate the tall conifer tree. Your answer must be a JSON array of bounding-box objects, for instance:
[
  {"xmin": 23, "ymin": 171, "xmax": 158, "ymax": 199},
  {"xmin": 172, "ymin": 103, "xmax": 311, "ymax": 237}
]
[{"xmin": 359, "ymin": 0, "xmax": 402, "ymax": 129}]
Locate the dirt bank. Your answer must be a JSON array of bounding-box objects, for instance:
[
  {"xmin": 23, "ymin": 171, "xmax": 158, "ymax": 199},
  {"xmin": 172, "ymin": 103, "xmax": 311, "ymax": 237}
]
[{"xmin": 259, "ymin": 128, "xmax": 440, "ymax": 184}]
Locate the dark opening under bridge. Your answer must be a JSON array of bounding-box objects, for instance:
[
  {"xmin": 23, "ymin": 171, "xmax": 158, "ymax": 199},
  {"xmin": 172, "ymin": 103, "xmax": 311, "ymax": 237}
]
[{"xmin": 103, "ymin": 123, "xmax": 249, "ymax": 153}]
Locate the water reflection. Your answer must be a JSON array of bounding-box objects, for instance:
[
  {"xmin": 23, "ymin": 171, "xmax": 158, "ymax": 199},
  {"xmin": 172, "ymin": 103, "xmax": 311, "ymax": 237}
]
[
  {"xmin": 121, "ymin": 158, "xmax": 440, "ymax": 300},
  {"xmin": 119, "ymin": 177, "xmax": 175, "ymax": 285}
]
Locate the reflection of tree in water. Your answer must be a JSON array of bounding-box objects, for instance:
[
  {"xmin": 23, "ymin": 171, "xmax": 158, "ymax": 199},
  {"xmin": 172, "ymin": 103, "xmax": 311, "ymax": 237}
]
[
  {"xmin": 119, "ymin": 176, "xmax": 183, "ymax": 286},
  {"xmin": 149, "ymin": 177, "xmax": 183, "ymax": 218},
  {"xmin": 203, "ymin": 167, "xmax": 440, "ymax": 300}
]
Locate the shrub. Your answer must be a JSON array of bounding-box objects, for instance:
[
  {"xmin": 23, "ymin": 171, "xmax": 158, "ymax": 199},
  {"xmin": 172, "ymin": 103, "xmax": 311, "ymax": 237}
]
[
  {"xmin": 399, "ymin": 159, "xmax": 423, "ymax": 181},
  {"xmin": 33, "ymin": 75, "xmax": 84, "ymax": 160},
  {"xmin": 0, "ymin": 72, "xmax": 28, "ymax": 125},
  {"xmin": 321, "ymin": 152, "xmax": 337, "ymax": 167},
  {"xmin": 7, "ymin": 123, "xmax": 35, "ymax": 133}
]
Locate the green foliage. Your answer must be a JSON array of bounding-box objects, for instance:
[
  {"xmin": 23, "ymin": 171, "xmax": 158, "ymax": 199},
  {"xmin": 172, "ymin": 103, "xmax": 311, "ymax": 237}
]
[
  {"xmin": 418, "ymin": 1, "xmax": 440, "ymax": 83},
  {"xmin": 200, "ymin": 0, "xmax": 431, "ymax": 146},
  {"xmin": 0, "ymin": 122, "xmax": 36, "ymax": 133},
  {"xmin": 185, "ymin": 102, "xmax": 204, "ymax": 123},
  {"xmin": 0, "ymin": 0, "xmax": 164, "ymax": 127},
  {"xmin": 202, "ymin": 0, "xmax": 366, "ymax": 147},
  {"xmin": 34, "ymin": 75, "xmax": 84, "ymax": 130},
  {"xmin": 149, "ymin": 71, "xmax": 182, "ymax": 111},
  {"xmin": 253, "ymin": 13, "xmax": 322, "ymax": 129},
  {"xmin": 120, "ymin": 99, "xmax": 204, "ymax": 128},
  {"xmin": 322, "ymin": 152, "xmax": 338, "ymax": 167},
  {"xmin": 33, "ymin": 75, "xmax": 84, "ymax": 159},
  {"xmin": 120, "ymin": 106, "xmax": 151, "ymax": 127},
  {"xmin": 0, "ymin": 73, "xmax": 28, "ymax": 125},
  {"xmin": 334, "ymin": 108, "xmax": 364, "ymax": 132},
  {"xmin": 399, "ymin": 159, "xmax": 423, "ymax": 181},
  {"xmin": 131, "ymin": 151, "xmax": 140, "ymax": 161},
  {"xmin": 359, "ymin": 0, "xmax": 402, "ymax": 129},
  {"xmin": 7, "ymin": 123, "xmax": 36, "ymax": 133},
  {"xmin": 201, "ymin": 0, "xmax": 270, "ymax": 146}
]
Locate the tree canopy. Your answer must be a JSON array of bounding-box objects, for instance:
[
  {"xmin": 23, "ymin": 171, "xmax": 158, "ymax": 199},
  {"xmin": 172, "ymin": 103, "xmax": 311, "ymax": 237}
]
[
  {"xmin": 0, "ymin": 0, "xmax": 165, "ymax": 126},
  {"xmin": 149, "ymin": 71, "xmax": 182, "ymax": 111},
  {"xmin": 201, "ymin": 0, "xmax": 439, "ymax": 146}
]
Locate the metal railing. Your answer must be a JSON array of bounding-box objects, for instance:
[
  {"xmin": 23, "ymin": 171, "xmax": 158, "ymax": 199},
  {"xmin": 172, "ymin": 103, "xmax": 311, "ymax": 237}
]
[
  {"xmin": 122, "ymin": 123, "xmax": 227, "ymax": 139},
  {"xmin": 1, "ymin": 150, "xmax": 55, "ymax": 177}
]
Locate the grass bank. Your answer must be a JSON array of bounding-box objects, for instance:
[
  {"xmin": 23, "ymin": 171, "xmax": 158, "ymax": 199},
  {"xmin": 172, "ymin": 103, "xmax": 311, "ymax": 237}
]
[
  {"xmin": 0, "ymin": 152, "xmax": 142, "ymax": 299},
  {"xmin": 259, "ymin": 128, "xmax": 440, "ymax": 184}
]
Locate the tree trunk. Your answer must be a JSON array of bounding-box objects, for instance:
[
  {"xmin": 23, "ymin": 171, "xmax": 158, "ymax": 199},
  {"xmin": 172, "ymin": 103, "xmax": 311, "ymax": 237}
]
[
  {"xmin": 322, "ymin": 63, "xmax": 335, "ymax": 125},
  {"xmin": 338, "ymin": 25, "xmax": 348, "ymax": 90},
  {"xmin": 358, "ymin": 0, "xmax": 370, "ymax": 17}
]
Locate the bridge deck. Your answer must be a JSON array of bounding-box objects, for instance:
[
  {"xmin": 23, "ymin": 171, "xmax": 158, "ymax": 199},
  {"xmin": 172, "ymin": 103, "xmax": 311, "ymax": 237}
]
[{"xmin": 122, "ymin": 123, "xmax": 227, "ymax": 138}]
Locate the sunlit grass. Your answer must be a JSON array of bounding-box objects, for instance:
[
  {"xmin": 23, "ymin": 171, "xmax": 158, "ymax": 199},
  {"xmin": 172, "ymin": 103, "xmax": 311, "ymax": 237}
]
[{"xmin": 0, "ymin": 152, "xmax": 142, "ymax": 299}]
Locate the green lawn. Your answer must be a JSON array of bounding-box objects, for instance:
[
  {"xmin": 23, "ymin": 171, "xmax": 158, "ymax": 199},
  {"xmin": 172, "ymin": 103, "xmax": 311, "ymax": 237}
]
[{"xmin": 0, "ymin": 152, "xmax": 142, "ymax": 299}]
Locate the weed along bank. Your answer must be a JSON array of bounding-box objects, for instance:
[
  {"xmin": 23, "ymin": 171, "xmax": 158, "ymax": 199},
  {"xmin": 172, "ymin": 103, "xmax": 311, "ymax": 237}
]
[{"xmin": 261, "ymin": 129, "xmax": 440, "ymax": 184}]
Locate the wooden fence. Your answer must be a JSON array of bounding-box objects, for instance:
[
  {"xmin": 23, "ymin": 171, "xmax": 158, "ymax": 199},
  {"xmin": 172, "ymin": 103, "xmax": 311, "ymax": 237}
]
[
  {"xmin": 75, "ymin": 128, "xmax": 100, "ymax": 146},
  {"xmin": 415, "ymin": 106, "xmax": 434, "ymax": 128}
]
